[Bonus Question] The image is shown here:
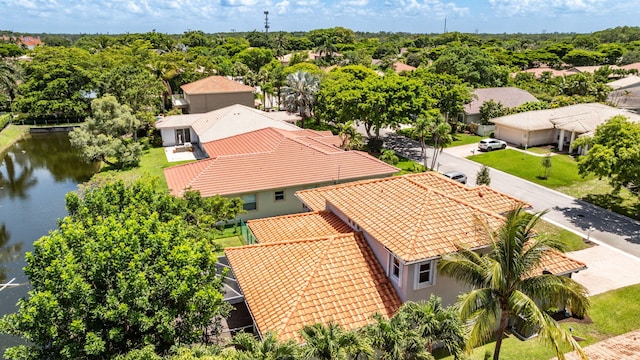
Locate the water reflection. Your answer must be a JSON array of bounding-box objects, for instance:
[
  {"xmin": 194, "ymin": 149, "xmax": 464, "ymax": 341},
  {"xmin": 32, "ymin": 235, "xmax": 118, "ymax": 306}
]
[
  {"xmin": 0, "ymin": 224, "xmax": 21, "ymax": 283},
  {"xmin": 0, "ymin": 152, "xmax": 37, "ymax": 200}
]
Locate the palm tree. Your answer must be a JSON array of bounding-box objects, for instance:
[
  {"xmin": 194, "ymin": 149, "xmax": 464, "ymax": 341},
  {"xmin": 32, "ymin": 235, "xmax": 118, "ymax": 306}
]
[
  {"xmin": 411, "ymin": 110, "xmax": 438, "ymax": 168},
  {"xmin": 337, "ymin": 121, "xmax": 363, "ymax": 150},
  {"xmin": 429, "ymin": 119, "xmax": 451, "ymax": 171},
  {"xmin": 282, "ymin": 71, "xmax": 320, "ymax": 128},
  {"xmin": 0, "ymin": 60, "xmax": 18, "ymax": 103},
  {"xmin": 229, "ymin": 331, "xmax": 298, "ymax": 359},
  {"xmin": 365, "ymin": 312, "xmax": 432, "ymax": 360},
  {"xmin": 438, "ymin": 205, "xmax": 589, "ymax": 360},
  {"xmin": 146, "ymin": 59, "xmax": 178, "ymax": 112},
  {"xmin": 399, "ymin": 296, "xmax": 466, "ymax": 358},
  {"xmin": 299, "ymin": 323, "xmax": 372, "ymax": 360}
]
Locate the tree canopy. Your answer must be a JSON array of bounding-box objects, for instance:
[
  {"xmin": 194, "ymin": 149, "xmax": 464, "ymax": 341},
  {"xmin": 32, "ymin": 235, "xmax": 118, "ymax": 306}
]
[
  {"xmin": 575, "ymin": 115, "xmax": 640, "ymax": 193},
  {"xmin": 0, "ymin": 178, "xmax": 243, "ymax": 359}
]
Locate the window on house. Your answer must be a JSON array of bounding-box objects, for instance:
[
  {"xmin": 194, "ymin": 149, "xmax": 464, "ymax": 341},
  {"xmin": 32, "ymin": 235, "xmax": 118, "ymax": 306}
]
[
  {"xmin": 242, "ymin": 194, "xmax": 257, "ymax": 211},
  {"xmin": 274, "ymin": 191, "xmax": 284, "ymax": 201},
  {"xmin": 389, "ymin": 255, "xmax": 401, "ymax": 281},
  {"xmin": 414, "ymin": 260, "xmax": 435, "ymax": 288},
  {"xmin": 175, "ymin": 128, "xmax": 191, "ymax": 145}
]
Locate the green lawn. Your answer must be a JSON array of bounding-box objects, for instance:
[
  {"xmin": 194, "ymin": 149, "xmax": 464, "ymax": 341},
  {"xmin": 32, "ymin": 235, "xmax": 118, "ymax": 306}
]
[
  {"xmin": 469, "ymin": 150, "xmax": 588, "ymax": 188},
  {"xmin": 469, "ymin": 149, "xmax": 640, "ymax": 220},
  {"xmin": 213, "ymin": 235, "xmax": 245, "ymax": 257},
  {"xmin": 450, "ymin": 133, "xmax": 483, "ymax": 147},
  {"xmin": 535, "ymin": 220, "xmax": 589, "ymax": 252},
  {"xmin": 92, "ymin": 146, "xmax": 195, "ymax": 191},
  {"xmin": 0, "ymin": 124, "xmax": 29, "ymax": 154},
  {"xmin": 436, "ymin": 283, "xmax": 640, "ymax": 360}
]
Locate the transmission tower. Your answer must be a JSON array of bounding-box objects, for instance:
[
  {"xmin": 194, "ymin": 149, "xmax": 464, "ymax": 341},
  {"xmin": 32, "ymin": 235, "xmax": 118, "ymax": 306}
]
[{"xmin": 264, "ymin": 11, "xmax": 270, "ymax": 35}]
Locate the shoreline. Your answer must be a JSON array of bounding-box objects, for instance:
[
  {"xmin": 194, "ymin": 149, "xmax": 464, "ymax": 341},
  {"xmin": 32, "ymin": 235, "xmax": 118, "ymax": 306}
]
[{"xmin": 0, "ymin": 124, "xmax": 30, "ymax": 155}]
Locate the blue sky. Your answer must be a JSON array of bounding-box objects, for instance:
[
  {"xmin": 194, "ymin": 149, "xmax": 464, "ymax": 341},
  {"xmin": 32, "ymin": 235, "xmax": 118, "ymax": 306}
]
[{"xmin": 1, "ymin": 0, "xmax": 638, "ymax": 35}]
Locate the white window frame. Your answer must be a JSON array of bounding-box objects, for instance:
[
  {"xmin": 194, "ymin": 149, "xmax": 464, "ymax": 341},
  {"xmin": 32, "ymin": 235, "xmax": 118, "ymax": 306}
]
[
  {"xmin": 274, "ymin": 190, "xmax": 285, "ymax": 201},
  {"xmin": 388, "ymin": 254, "xmax": 402, "ymax": 282},
  {"xmin": 242, "ymin": 194, "xmax": 257, "ymax": 211},
  {"xmin": 414, "ymin": 260, "xmax": 435, "ymax": 289}
]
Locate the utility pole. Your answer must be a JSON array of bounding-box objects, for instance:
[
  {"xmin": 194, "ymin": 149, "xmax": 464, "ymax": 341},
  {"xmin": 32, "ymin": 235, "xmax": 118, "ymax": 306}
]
[
  {"xmin": 264, "ymin": 11, "xmax": 270, "ymax": 36},
  {"xmin": 443, "ymin": 17, "xmax": 447, "ymax": 33}
]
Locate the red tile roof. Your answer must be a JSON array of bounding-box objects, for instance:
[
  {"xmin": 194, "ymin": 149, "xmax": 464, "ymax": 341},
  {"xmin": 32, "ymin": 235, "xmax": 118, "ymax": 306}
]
[
  {"xmin": 164, "ymin": 128, "xmax": 399, "ymax": 197},
  {"xmin": 247, "ymin": 210, "xmax": 354, "ymax": 243},
  {"xmin": 298, "ymin": 175, "xmax": 506, "ymax": 262},
  {"xmin": 403, "ymin": 172, "xmax": 528, "ymax": 213},
  {"xmin": 533, "ymin": 250, "xmax": 587, "ymax": 277},
  {"xmin": 225, "ymin": 233, "xmax": 403, "ymax": 341},
  {"xmin": 180, "ymin": 75, "xmax": 255, "ymax": 94}
]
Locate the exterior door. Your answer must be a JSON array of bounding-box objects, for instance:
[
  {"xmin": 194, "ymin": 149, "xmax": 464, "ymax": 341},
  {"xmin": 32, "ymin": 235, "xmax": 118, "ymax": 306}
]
[{"xmin": 175, "ymin": 128, "xmax": 191, "ymax": 145}]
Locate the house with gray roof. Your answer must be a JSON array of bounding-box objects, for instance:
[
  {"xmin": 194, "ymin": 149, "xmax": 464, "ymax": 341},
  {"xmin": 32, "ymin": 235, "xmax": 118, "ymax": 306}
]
[
  {"xmin": 155, "ymin": 104, "xmax": 301, "ymax": 147},
  {"xmin": 461, "ymin": 87, "xmax": 538, "ymax": 124},
  {"xmin": 491, "ymin": 103, "xmax": 640, "ymax": 153}
]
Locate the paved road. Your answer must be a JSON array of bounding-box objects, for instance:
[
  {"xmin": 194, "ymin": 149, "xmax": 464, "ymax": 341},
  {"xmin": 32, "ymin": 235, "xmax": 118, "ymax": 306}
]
[{"xmin": 381, "ymin": 131, "xmax": 640, "ymax": 259}]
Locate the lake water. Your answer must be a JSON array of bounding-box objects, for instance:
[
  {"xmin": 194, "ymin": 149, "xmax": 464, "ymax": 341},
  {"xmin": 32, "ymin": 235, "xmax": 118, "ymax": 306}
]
[{"xmin": 0, "ymin": 132, "xmax": 99, "ymax": 351}]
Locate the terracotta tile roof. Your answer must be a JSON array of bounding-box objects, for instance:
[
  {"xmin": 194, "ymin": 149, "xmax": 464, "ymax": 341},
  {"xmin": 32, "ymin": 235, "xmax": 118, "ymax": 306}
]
[
  {"xmin": 297, "ymin": 176, "xmax": 506, "ymax": 262},
  {"xmin": 552, "ymin": 329, "xmax": 640, "ymax": 360},
  {"xmin": 225, "ymin": 233, "xmax": 403, "ymax": 341},
  {"xmin": 393, "ymin": 62, "xmax": 416, "ymax": 73},
  {"xmin": 247, "ymin": 210, "xmax": 354, "ymax": 243},
  {"xmin": 164, "ymin": 128, "xmax": 399, "ymax": 197},
  {"xmin": 180, "ymin": 75, "xmax": 255, "ymax": 94},
  {"xmin": 531, "ymin": 249, "xmax": 587, "ymax": 277},
  {"xmin": 403, "ymin": 172, "xmax": 528, "ymax": 213}
]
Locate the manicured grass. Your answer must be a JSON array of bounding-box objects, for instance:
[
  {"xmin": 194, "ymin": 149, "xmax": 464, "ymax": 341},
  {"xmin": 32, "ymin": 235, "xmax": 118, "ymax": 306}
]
[
  {"xmin": 450, "ymin": 133, "xmax": 483, "ymax": 147},
  {"xmin": 526, "ymin": 147, "xmax": 554, "ymax": 155},
  {"xmin": 394, "ymin": 158, "xmax": 427, "ymax": 175},
  {"xmin": 469, "ymin": 149, "xmax": 640, "ymax": 220},
  {"xmin": 436, "ymin": 283, "xmax": 640, "ymax": 360},
  {"xmin": 93, "ymin": 146, "xmax": 195, "ymax": 191},
  {"xmin": 535, "ymin": 220, "xmax": 589, "ymax": 252},
  {"xmin": 0, "ymin": 124, "xmax": 29, "ymax": 154},
  {"xmin": 469, "ymin": 149, "xmax": 590, "ymax": 188},
  {"xmin": 213, "ymin": 235, "xmax": 245, "ymax": 257}
]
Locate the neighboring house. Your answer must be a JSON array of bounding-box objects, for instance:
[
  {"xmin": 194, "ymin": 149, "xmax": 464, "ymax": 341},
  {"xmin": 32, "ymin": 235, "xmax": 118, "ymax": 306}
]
[
  {"xmin": 607, "ymin": 75, "xmax": 640, "ymax": 113},
  {"xmin": 461, "ymin": 87, "xmax": 538, "ymax": 124},
  {"xmin": 491, "ymin": 103, "xmax": 640, "ymax": 152},
  {"xmin": 172, "ymin": 76, "xmax": 255, "ymax": 114},
  {"xmin": 163, "ymin": 127, "xmax": 399, "ymax": 221},
  {"xmin": 154, "ymin": 103, "xmax": 301, "ymax": 147},
  {"xmin": 223, "ymin": 172, "xmax": 586, "ymax": 341},
  {"xmin": 392, "ymin": 62, "xmax": 416, "ymax": 73},
  {"xmin": 519, "ymin": 67, "xmax": 570, "ymax": 78}
]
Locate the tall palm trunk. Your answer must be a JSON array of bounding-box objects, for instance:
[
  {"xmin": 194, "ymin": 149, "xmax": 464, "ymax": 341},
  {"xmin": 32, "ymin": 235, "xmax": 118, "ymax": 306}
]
[{"xmin": 493, "ymin": 307, "xmax": 510, "ymax": 360}]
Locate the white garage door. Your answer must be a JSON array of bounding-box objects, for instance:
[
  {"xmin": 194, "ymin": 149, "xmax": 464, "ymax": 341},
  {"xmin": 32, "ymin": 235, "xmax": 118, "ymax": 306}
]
[{"xmin": 495, "ymin": 126, "xmax": 524, "ymax": 146}]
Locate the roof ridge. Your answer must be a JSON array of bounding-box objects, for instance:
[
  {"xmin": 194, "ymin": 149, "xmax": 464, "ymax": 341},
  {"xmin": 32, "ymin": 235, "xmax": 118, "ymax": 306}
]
[
  {"xmin": 279, "ymin": 233, "xmax": 362, "ymax": 332},
  {"xmin": 181, "ymin": 158, "xmax": 221, "ymax": 195},
  {"xmin": 405, "ymin": 188, "xmax": 436, "ymax": 261}
]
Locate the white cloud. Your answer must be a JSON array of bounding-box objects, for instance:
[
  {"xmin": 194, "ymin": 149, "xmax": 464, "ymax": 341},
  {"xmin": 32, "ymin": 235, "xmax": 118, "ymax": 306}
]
[
  {"xmin": 488, "ymin": 0, "xmax": 606, "ymax": 16},
  {"xmin": 275, "ymin": 0, "xmax": 290, "ymax": 14}
]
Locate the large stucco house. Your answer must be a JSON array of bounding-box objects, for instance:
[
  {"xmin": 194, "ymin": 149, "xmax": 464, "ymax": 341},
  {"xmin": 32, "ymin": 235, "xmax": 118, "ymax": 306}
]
[
  {"xmin": 155, "ymin": 103, "xmax": 301, "ymax": 147},
  {"xmin": 491, "ymin": 103, "xmax": 640, "ymax": 152},
  {"xmin": 172, "ymin": 76, "xmax": 255, "ymax": 114},
  {"xmin": 163, "ymin": 127, "xmax": 399, "ymax": 221},
  {"xmin": 222, "ymin": 172, "xmax": 587, "ymax": 341}
]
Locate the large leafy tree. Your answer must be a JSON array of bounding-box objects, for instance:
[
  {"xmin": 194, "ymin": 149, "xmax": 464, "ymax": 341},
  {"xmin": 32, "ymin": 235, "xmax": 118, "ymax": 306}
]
[
  {"xmin": 438, "ymin": 206, "xmax": 589, "ymax": 360},
  {"xmin": 69, "ymin": 94, "xmax": 143, "ymax": 169},
  {"xmin": 430, "ymin": 46, "xmax": 510, "ymax": 88},
  {"xmin": 0, "ymin": 178, "xmax": 243, "ymax": 359},
  {"xmin": 574, "ymin": 115, "xmax": 640, "ymax": 193},
  {"xmin": 12, "ymin": 46, "xmax": 93, "ymax": 119}
]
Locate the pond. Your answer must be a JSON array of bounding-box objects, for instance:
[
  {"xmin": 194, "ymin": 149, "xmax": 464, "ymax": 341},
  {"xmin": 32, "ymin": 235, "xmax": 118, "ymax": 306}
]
[{"xmin": 0, "ymin": 132, "xmax": 99, "ymax": 351}]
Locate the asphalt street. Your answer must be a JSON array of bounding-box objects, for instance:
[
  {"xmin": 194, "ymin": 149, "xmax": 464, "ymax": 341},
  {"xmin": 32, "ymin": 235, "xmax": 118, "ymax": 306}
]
[{"xmin": 380, "ymin": 131, "xmax": 640, "ymax": 259}]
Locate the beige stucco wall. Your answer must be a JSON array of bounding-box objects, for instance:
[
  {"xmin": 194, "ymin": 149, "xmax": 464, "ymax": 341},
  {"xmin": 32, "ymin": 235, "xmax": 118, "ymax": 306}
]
[
  {"xmin": 402, "ymin": 262, "xmax": 471, "ymax": 307},
  {"xmin": 185, "ymin": 92, "xmax": 254, "ymax": 114}
]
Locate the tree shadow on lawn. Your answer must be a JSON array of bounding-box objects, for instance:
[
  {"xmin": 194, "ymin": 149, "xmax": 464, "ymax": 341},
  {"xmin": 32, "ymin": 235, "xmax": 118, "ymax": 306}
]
[{"xmin": 581, "ymin": 193, "xmax": 639, "ymax": 222}]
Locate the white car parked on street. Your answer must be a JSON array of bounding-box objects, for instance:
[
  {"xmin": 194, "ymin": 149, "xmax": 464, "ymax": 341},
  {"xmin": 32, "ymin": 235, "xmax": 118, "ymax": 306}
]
[{"xmin": 478, "ymin": 138, "xmax": 507, "ymax": 151}]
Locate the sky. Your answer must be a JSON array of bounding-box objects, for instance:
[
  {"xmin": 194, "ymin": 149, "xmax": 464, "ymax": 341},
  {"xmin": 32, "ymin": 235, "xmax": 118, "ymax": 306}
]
[{"xmin": 1, "ymin": 0, "xmax": 639, "ymax": 35}]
